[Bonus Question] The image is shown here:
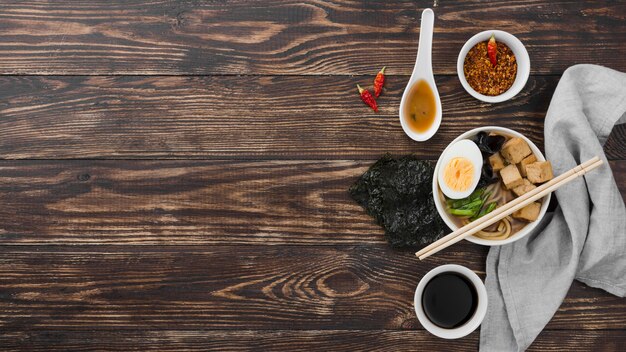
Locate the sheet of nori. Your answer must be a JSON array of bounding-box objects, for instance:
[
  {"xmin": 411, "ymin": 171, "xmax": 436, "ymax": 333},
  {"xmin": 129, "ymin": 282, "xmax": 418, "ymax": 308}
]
[{"xmin": 349, "ymin": 155, "xmax": 448, "ymax": 248}]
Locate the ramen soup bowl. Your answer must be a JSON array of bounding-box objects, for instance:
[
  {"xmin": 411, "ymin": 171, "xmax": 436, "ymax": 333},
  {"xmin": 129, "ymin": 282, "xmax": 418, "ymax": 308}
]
[{"xmin": 432, "ymin": 126, "xmax": 551, "ymax": 246}]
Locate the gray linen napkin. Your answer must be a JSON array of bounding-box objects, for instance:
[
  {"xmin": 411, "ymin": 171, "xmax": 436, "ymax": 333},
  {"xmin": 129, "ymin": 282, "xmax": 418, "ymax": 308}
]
[{"xmin": 480, "ymin": 64, "xmax": 626, "ymax": 351}]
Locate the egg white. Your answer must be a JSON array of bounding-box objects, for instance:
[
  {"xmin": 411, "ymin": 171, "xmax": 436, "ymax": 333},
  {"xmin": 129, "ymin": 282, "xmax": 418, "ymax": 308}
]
[{"xmin": 437, "ymin": 139, "xmax": 483, "ymax": 199}]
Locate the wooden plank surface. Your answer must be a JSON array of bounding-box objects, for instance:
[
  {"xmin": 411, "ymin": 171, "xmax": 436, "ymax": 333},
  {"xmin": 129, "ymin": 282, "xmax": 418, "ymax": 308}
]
[
  {"xmin": 1, "ymin": 0, "xmax": 625, "ymax": 350},
  {"xmin": 0, "ymin": 160, "xmax": 623, "ymax": 245},
  {"xmin": 0, "ymin": 245, "xmax": 624, "ymax": 331},
  {"xmin": 1, "ymin": 330, "xmax": 625, "ymax": 351},
  {"xmin": 0, "ymin": 75, "xmax": 624, "ymax": 160},
  {"xmin": 0, "ymin": 1, "xmax": 623, "ymax": 75}
]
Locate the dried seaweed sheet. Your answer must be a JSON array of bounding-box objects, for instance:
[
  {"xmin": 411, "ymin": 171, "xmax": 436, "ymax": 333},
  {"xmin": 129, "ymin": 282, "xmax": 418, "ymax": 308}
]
[{"xmin": 349, "ymin": 155, "xmax": 448, "ymax": 248}]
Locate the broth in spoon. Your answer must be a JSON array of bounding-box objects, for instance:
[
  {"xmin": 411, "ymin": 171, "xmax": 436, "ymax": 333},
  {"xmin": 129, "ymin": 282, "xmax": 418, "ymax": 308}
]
[
  {"xmin": 398, "ymin": 8, "xmax": 441, "ymax": 141},
  {"xmin": 402, "ymin": 79, "xmax": 437, "ymax": 133}
]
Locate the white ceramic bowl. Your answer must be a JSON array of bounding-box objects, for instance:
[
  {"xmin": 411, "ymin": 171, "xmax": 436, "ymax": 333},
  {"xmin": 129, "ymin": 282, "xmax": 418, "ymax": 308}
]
[
  {"xmin": 414, "ymin": 264, "xmax": 487, "ymax": 339},
  {"xmin": 457, "ymin": 30, "xmax": 530, "ymax": 103},
  {"xmin": 432, "ymin": 126, "xmax": 550, "ymax": 246}
]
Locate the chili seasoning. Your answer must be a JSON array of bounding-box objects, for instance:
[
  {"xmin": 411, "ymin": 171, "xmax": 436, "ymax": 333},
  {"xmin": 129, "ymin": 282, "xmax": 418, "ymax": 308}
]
[{"xmin": 463, "ymin": 37, "xmax": 517, "ymax": 96}]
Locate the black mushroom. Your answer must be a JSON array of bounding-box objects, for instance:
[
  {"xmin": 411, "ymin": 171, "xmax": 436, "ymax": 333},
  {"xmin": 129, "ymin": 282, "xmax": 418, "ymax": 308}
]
[
  {"xmin": 473, "ymin": 131, "xmax": 506, "ymax": 155},
  {"xmin": 477, "ymin": 160, "xmax": 500, "ymax": 188},
  {"xmin": 472, "ymin": 132, "xmax": 505, "ymax": 188}
]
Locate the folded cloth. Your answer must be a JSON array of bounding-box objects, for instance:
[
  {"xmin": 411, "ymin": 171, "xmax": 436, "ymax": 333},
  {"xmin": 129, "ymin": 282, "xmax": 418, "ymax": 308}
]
[{"xmin": 480, "ymin": 64, "xmax": 626, "ymax": 351}]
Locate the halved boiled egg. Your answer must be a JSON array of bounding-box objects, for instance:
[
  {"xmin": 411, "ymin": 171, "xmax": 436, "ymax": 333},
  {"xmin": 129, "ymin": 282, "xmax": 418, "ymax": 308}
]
[{"xmin": 438, "ymin": 139, "xmax": 483, "ymax": 199}]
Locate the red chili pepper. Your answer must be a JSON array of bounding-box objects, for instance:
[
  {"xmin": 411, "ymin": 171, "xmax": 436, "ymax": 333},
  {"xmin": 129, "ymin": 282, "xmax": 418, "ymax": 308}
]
[
  {"xmin": 487, "ymin": 34, "xmax": 497, "ymax": 66},
  {"xmin": 373, "ymin": 66, "xmax": 386, "ymax": 98},
  {"xmin": 357, "ymin": 84, "xmax": 378, "ymax": 112}
]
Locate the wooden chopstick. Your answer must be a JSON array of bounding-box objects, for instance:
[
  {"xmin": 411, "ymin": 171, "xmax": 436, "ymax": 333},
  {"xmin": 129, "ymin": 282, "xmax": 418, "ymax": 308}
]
[{"xmin": 416, "ymin": 156, "xmax": 603, "ymax": 260}]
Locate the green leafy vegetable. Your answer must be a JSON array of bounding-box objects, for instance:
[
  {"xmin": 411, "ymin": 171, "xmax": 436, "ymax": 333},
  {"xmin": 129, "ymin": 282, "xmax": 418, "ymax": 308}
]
[
  {"xmin": 449, "ymin": 208, "xmax": 478, "ymax": 216},
  {"xmin": 446, "ymin": 188, "xmax": 484, "ymax": 209},
  {"xmin": 471, "ymin": 201, "xmax": 497, "ymax": 221},
  {"xmin": 446, "ymin": 188, "xmax": 496, "ymax": 220}
]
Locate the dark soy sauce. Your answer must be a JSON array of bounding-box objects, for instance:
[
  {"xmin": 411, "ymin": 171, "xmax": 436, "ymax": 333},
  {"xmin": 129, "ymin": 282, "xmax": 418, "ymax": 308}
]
[{"xmin": 421, "ymin": 272, "xmax": 478, "ymax": 329}]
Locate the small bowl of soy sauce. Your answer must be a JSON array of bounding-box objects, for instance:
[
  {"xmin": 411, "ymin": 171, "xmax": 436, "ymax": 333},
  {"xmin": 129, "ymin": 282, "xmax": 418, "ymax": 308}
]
[{"xmin": 414, "ymin": 264, "xmax": 487, "ymax": 339}]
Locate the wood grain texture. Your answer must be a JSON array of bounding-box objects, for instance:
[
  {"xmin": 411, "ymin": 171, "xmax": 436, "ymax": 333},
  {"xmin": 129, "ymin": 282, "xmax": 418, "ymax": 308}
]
[
  {"xmin": 0, "ymin": 245, "xmax": 625, "ymax": 331},
  {"xmin": 0, "ymin": 75, "xmax": 624, "ymax": 160},
  {"xmin": 0, "ymin": 160, "xmax": 623, "ymax": 245},
  {"xmin": 0, "ymin": 1, "xmax": 623, "ymax": 75},
  {"xmin": 2, "ymin": 329, "xmax": 625, "ymax": 351},
  {"xmin": 0, "ymin": 0, "xmax": 624, "ymax": 349}
]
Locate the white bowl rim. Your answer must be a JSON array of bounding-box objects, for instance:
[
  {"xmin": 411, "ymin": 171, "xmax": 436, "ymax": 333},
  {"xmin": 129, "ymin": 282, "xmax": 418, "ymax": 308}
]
[
  {"xmin": 457, "ymin": 30, "xmax": 530, "ymax": 103},
  {"xmin": 414, "ymin": 264, "xmax": 488, "ymax": 339},
  {"xmin": 432, "ymin": 126, "xmax": 551, "ymax": 246}
]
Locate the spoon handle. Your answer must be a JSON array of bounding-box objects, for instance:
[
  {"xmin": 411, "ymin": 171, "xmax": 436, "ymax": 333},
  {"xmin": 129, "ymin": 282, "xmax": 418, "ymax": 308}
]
[{"xmin": 415, "ymin": 8, "xmax": 435, "ymax": 77}]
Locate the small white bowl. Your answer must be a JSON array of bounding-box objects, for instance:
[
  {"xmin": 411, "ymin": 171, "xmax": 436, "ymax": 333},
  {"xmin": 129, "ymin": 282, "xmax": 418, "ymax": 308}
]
[
  {"xmin": 414, "ymin": 264, "xmax": 487, "ymax": 339},
  {"xmin": 457, "ymin": 30, "xmax": 530, "ymax": 103},
  {"xmin": 432, "ymin": 126, "xmax": 550, "ymax": 246}
]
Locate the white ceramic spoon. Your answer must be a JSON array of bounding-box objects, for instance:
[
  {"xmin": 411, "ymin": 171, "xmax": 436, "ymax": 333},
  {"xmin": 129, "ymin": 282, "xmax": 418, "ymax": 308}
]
[{"xmin": 399, "ymin": 8, "xmax": 442, "ymax": 142}]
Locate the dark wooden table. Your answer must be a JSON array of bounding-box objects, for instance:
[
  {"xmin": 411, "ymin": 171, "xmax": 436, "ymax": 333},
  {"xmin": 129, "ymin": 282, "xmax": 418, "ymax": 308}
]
[{"xmin": 0, "ymin": 1, "xmax": 625, "ymax": 351}]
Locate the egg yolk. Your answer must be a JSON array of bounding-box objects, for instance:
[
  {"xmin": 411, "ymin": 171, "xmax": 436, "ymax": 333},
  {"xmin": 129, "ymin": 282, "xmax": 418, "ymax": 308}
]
[{"xmin": 443, "ymin": 157, "xmax": 474, "ymax": 192}]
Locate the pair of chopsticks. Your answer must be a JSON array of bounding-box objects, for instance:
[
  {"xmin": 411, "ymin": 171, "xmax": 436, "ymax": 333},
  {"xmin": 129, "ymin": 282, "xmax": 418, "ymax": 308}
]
[{"xmin": 416, "ymin": 156, "xmax": 603, "ymax": 260}]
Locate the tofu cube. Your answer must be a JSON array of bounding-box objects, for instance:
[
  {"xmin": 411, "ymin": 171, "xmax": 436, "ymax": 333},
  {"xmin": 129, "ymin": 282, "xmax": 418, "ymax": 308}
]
[
  {"xmin": 512, "ymin": 179, "xmax": 537, "ymax": 197},
  {"xmin": 512, "ymin": 202, "xmax": 541, "ymax": 222},
  {"xmin": 500, "ymin": 137, "xmax": 532, "ymax": 164},
  {"xmin": 517, "ymin": 154, "xmax": 537, "ymax": 177},
  {"xmin": 500, "ymin": 164, "xmax": 524, "ymax": 189},
  {"xmin": 526, "ymin": 161, "xmax": 554, "ymax": 184},
  {"xmin": 489, "ymin": 153, "xmax": 506, "ymax": 172}
]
